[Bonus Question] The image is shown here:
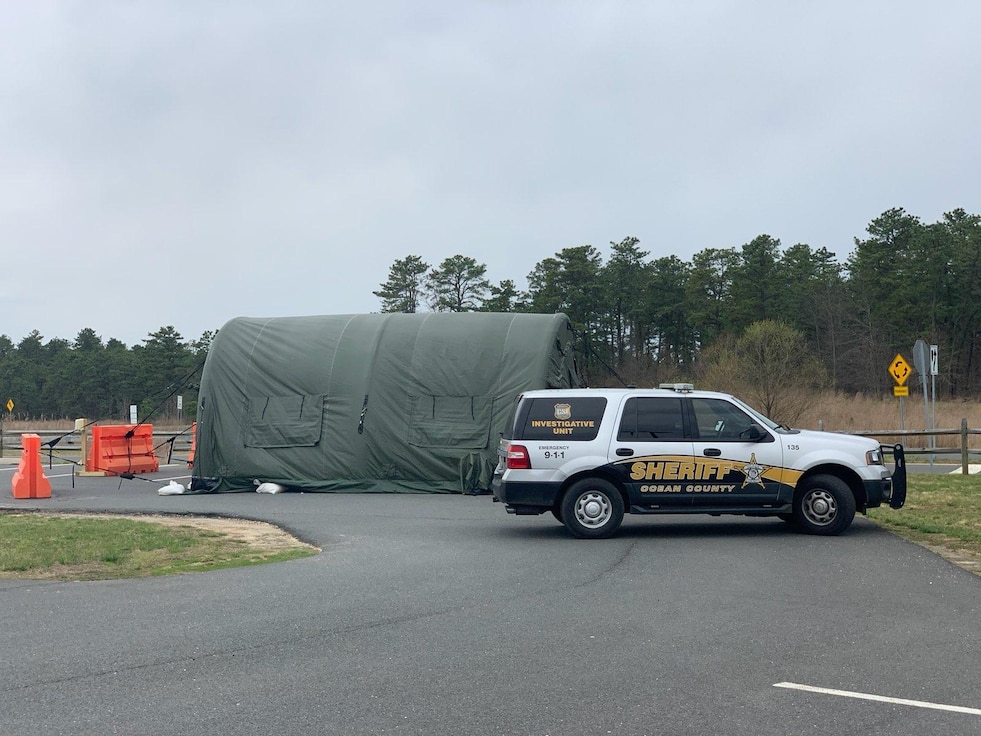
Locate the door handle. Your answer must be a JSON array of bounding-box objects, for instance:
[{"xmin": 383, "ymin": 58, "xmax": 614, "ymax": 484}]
[
  {"xmin": 703, "ymin": 448, "xmax": 722, "ymax": 457},
  {"xmin": 616, "ymin": 448, "xmax": 634, "ymax": 457}
]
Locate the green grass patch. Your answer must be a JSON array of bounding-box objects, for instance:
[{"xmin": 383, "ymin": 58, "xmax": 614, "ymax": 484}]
[
  {"xmin": 868, "ymin": 473, "xmax": 981, "ymax": 571},
  {"xmin": 0, "ymin": 513, "xmax": 316, "ymax": 581}
]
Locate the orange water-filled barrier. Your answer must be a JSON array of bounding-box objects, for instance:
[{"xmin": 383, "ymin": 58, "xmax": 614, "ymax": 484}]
[
  {"xmin": 11, "ymin": 434, "xmax": 52, "ymax": 499},
  {"xmin": 86, "ymin": 424, "xmax": 160, "ymax": 476}
]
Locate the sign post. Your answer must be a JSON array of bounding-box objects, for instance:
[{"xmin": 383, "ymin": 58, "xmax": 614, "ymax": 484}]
[
  {"xmin": 889, "ymin": 354, "xmax": 911, "ymax": 430},
  {"xmin": 912, "ymin": 339, "xmax": 932, "ymax": 454},
  {"xmin": 1, "ymin": 399, "xmax": 12, "ymax": 459},
  {"xmin": 930, "ymin": 344, "xmax": 938, "ymax": 434}
]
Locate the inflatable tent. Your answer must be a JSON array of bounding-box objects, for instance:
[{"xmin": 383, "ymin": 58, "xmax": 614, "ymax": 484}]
[{"xmin": 189, "ymin": 312, "xmax": 581, "ymax": 493}]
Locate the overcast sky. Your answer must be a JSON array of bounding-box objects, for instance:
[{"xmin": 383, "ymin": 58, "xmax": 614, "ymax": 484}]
[{"xmin": 2, "ymin": 1, "xmax": 978, "ymax": 347}]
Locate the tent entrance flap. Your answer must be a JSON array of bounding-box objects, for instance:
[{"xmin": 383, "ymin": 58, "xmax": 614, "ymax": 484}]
[
  {"xmin": 244, "ymin": 394, "xmax": 325, "ymax": 448},
  {"xmin": 408, "ymin": 395, "xmax": 493, "ymax": 449}
]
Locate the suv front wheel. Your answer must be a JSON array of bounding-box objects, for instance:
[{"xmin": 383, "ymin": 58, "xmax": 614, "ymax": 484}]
[
  {"xmin": 561, "ymin": 478, "xmax": 625, "ymax": 539},
  {"xmin": 793, "ymin": 474, "xmax": 856, "ymax": 535}
]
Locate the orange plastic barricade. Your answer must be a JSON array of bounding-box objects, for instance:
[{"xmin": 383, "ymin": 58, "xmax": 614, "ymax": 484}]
[
  {"xmin": 11, "ymin": 434, "xmax": 52, "ymax": 499},
  {"xmin": 86, "ymin": 424, "xmax": 160, "ymax": 476},
  {"xmin": 187, "ymin": 422, "xmax": 197, "ymax": 468}
]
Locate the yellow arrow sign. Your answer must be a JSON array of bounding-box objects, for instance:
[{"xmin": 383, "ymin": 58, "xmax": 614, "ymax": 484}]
[
  {"xmin": 5, "ymin": 399, "xmax": 12, "ymax": 412},
  {"xmin": 889, "ymin": 354, "xmax": 911, "ymax": 386}
]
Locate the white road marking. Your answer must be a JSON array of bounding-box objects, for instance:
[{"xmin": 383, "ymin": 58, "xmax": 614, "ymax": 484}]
[
  {"xmin": 949, "ymin": 464, "xmax": 981, "ymax": 475},
  {"xmin": 774, "ymin": 682, "xmax": 981, "ymax": 716}
]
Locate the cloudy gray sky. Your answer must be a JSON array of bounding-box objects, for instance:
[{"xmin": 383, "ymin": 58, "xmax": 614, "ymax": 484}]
[{"xmin": 2, "ymin": 1, "xmax": 978, "ymax": 346}]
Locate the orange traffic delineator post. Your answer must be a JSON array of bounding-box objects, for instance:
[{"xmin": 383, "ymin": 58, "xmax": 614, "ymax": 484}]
[
  {"xmin": 187, "ymin": 422, "xmax": 197, "ymax": 468},
  {"xmin": 11, "ymin": 433, "xmax": 52, "ymax": 499},
  {"xmin": 86, "ymin": 424, "xmax": 160, "ymax": 476},
  {"xmin": 74, "ymin": 418, "xmax": 106, "ymax": 477}
]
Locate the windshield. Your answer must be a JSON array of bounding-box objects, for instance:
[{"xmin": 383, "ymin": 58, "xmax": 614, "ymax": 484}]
[{"xmin": 727, "ymin": 395, "xmax": 783, "ymax": 431}]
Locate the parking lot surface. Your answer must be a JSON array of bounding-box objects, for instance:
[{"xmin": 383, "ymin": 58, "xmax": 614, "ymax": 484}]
[{"xmin": 2, "ymin": 465, "xmax": 980, "ymax": 735}]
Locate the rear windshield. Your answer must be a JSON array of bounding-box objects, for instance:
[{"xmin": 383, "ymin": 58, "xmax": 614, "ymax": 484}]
[{"xmin": 508, "ymin": 396, "xmax": 607, "ymax": 441}]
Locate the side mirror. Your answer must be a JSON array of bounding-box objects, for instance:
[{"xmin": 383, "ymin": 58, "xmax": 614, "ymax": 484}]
[{"xmin": 742, "ymin": 423, "xmax": 765, "ymax": 442}]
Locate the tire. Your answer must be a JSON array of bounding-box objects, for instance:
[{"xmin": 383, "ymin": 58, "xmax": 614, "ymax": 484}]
[
  {"xmin": 778, "ymin": 513, "xmax": 796, "ymax": 524},
  {"xmin": 560, "ymin": 478, "xmax": 625, "ymax": 539},
  {"xmin": 550, "ymin": 506, "xmax": 564, "ymax": 524},
  {"xmin": 793, "ymin": 474, "xmax": 856, "ymax": 536}
]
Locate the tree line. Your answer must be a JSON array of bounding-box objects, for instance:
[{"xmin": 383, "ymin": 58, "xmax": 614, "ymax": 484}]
[
  {"xmin": 374, "ymin": 207, "xmax": 981, "ymax": 397},
  {"xmin": 4, "ymin": 206, "xmax": 978, "ymax": 422},
  {"xmin": 0, "ymin": 326, "xmax": 211, "ymax": 423}
]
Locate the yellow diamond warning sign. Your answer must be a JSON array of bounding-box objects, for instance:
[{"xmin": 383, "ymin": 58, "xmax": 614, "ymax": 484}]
[
  {"xmin": 889, "ymin": 354, "xmax": 911, "ymax": 386},
  {"xmin": 5, "ymin": 398, "xmax": 12, "ymax": 412}
]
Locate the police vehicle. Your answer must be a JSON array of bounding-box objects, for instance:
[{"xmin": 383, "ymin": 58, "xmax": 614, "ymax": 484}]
[{"xmin": 491, "ymin": 384, "xmax": 906, "ymax": 539}]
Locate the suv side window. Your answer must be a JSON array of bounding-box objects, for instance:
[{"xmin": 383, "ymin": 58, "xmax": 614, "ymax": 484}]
[
  {"xmin": 617, "ymin": 397, "xmax": 685, "ymax": 441},
  {"xmin": 518, "ymin": 397, "xmax": 607, "ymax": 441},
  {"xmin": 691, "ymin": 398, "xmax": 757, "ymax": 441}
]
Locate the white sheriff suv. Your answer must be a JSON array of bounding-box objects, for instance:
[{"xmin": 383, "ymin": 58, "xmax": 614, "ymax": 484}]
[{"xmin": 491, "ymin": 384, "xmax": 906, "ymax": 539}]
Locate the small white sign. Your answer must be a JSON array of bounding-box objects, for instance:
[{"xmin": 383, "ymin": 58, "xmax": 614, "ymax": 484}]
[
  {"xmin": 130, "ymin": 404, "xmax": 138, "ymax": 424},
  {"xmin": 930, "ymin": 344, "xmax": 939, "ymax": 376},
  {"xmin": 177, "ymin": 396, "xmax": 183, "ymax": 410}
]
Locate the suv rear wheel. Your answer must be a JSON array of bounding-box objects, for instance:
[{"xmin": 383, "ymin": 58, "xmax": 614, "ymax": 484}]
[
  {"xmin": 793, "ymin": 474, "xmax": 856, "ymax": 535},
  {"xmin": 560, "ymin": 478, "xmax": 624, "ymax": 539}
]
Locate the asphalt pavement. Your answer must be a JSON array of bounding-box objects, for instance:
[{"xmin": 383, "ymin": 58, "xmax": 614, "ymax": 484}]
[{"xmin": 1, "ymin": 463, "xmax": 979, "ymax": 735}]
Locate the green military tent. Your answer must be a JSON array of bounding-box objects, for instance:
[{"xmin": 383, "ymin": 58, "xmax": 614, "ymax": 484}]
[{"xmin": 188, "ymin": 312, "xmax": 581, "ymax": 493}]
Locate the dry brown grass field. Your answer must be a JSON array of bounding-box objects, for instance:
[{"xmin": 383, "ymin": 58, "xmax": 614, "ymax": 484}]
[
  {"xmin": 4, "ymin": 391, "xmax": 979, "ymax": 447},
  {"xmin": 795, "ymin": 392, "xmax": 981, "ymax": 452},
  {"xmin": 794, "ymin": 392, "xmax": 980, "ymax": 430}
]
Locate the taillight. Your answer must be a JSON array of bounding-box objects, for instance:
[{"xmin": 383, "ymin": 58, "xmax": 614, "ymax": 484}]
[{"xmin": 505, "ymin": 444, "xmax": 531, "ymax": 470}]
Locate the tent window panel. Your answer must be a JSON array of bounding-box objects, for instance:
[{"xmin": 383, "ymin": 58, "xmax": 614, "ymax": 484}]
[
  {"xmin": 408, "ymin": 395, "xmax": 492, "ymax": 449},
  {"xmin": 244, "ymin": 393, "xmax": 325, "ymax": 448}
]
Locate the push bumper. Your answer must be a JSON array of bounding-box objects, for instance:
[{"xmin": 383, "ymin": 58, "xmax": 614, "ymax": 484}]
[
  {"xmin": 888, "ymin": 444, "xmax": 907, "ymax": 509},
  {"xmin": 861, "ymin": 445, "xmax": 906, "ymax": 510}
]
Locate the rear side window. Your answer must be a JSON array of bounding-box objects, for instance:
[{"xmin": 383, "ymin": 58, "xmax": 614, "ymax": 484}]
[
  {"xmin": 516, "ymin": 397, "xmax": 607, "ymax": 441},
  {"xmin": 617, "ymin": 397, "xmax": 685, "ymax": 441}
]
